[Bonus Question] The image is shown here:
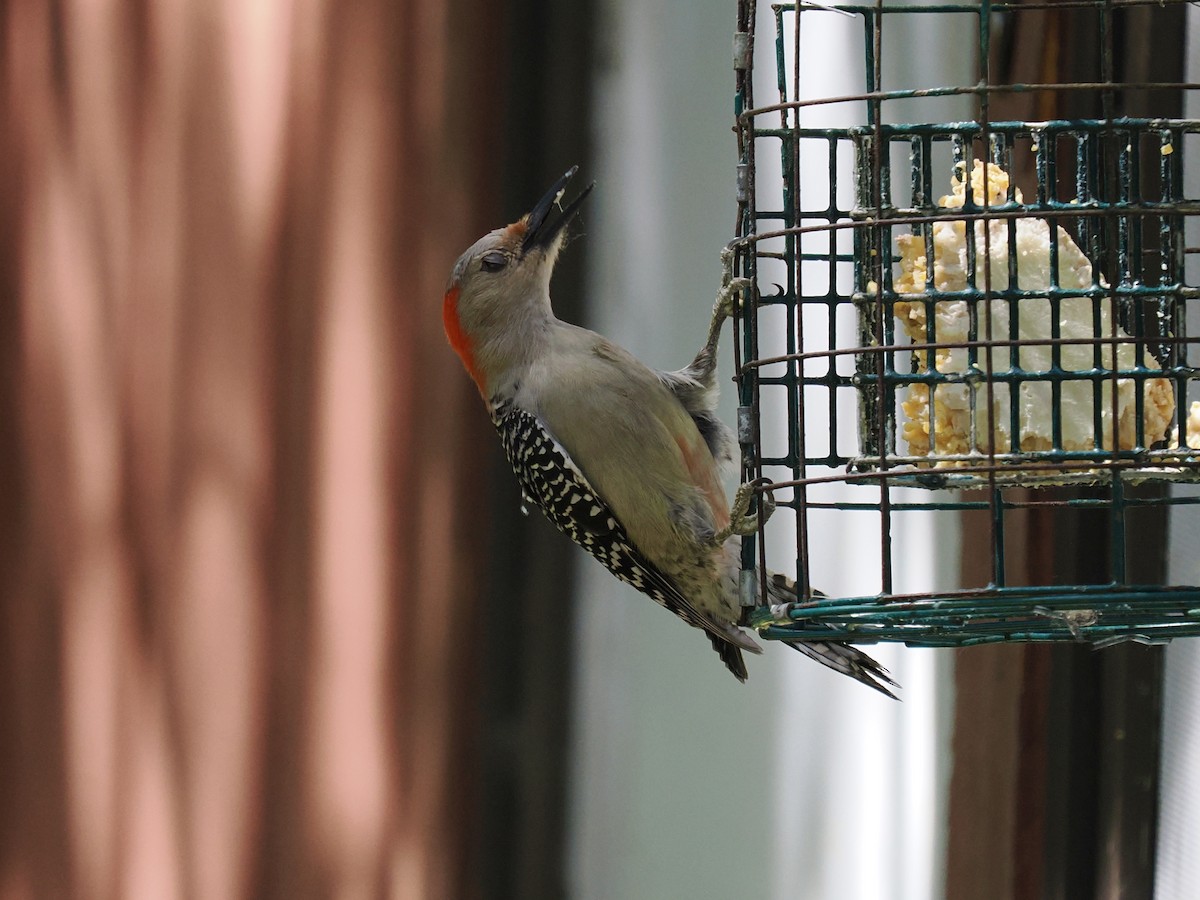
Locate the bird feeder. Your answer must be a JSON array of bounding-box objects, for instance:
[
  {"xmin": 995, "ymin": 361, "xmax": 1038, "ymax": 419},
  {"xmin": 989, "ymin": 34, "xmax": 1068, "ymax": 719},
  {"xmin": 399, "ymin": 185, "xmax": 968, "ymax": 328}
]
[{"xmin": 731, "ymin": 0, "xmax": 1200, "ymax": 645}]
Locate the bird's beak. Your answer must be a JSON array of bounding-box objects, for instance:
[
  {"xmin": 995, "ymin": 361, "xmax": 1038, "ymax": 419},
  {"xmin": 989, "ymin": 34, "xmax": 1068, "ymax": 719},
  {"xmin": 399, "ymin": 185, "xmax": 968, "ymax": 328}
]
[{"xmin": 521, "ymin": 166, "xmax": 595, "ymax": 254}]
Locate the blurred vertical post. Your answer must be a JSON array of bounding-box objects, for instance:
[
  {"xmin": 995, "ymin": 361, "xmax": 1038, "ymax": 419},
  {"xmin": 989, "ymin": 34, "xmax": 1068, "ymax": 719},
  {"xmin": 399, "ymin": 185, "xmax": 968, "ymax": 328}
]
[
  {"xmin": 0, "ymin": 1, "xmax": 504, "ymax": 898},
  {"xmin": 947, "ymin": 3, "xmax": 1186, "ymax": 897}
]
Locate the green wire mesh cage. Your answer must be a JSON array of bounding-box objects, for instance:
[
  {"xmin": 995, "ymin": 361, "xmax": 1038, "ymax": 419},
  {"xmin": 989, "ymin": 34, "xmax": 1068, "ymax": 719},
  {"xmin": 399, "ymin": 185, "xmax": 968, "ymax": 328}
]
[{"xmin": 731, "ymin": 0, "xmax": 1200, "ymax": 646}]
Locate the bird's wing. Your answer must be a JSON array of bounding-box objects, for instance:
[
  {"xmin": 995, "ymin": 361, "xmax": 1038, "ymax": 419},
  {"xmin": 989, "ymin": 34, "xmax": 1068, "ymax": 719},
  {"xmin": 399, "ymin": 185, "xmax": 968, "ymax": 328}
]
[
  {"xmin": 656, "ymin": 366, "xmax": 734, "ymax": 472},
  {"xmin": 493, "ymin": 402, "xmax": 758, "ymax": 678}
]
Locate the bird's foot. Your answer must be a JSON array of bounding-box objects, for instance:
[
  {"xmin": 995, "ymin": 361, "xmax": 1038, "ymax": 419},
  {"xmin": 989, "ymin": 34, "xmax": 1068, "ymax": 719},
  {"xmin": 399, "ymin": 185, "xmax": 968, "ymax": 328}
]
[
  {"xmin": 712, "ymin": 276, "xmax": 753, "ymax": 324},
  {"xmin": 701, "ymin": 249, "xmax": 755, "ymax": 356},
  {"xmin": 712, "ymin": 478, "xmax": 775, "ymax": 544}
]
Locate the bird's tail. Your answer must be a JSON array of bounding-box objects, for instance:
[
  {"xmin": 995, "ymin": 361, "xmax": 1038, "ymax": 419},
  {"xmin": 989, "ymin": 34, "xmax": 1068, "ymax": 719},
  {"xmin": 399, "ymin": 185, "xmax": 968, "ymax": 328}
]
[
  {"xmin": 708, "ymin": 633, "xmax": 748, "ymax": 682},
  {"xmin": 764, "ymin": 573, "xmax": 900, "ymax": 699},
  {"xmin": 707, "ymin": 621, "xmax": 762, "ymax": 683}
]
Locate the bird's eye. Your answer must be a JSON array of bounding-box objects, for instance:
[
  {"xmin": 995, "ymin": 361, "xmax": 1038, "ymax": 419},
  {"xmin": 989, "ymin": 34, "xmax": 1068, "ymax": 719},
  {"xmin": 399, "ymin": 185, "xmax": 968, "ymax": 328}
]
[{"xmin": 480, "ymin": 252, "xmax": 508, "ymax": 272}]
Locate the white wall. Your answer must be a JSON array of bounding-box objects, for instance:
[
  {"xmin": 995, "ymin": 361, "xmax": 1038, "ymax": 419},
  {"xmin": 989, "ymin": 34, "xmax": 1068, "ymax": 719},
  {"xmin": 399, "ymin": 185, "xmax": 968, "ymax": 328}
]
[
  {"xmin": 568, "ymin": 4, "xmax": 780, "ymax": 898},
  {"xmin": 568, "ymin": 2, "xmax": 957, "ymax": 898}
]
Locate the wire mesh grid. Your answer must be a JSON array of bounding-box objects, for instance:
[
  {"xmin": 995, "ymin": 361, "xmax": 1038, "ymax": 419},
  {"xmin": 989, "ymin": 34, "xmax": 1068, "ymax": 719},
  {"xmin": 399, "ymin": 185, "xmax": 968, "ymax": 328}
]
[{"xmin": 731, "ymin": 0, "xmax": 1200, "ymax": 645}]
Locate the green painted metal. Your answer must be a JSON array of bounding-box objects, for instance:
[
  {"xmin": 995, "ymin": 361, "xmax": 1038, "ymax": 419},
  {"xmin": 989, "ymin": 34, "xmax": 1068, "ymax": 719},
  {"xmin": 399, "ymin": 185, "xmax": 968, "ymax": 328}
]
[
  {"xmin": 750, "ymin": 585, "xmax": 1200, "ymax": 647},
  {"xmin": 732, "ymin": 0, "xmax": 1200, "ymax": 645}
]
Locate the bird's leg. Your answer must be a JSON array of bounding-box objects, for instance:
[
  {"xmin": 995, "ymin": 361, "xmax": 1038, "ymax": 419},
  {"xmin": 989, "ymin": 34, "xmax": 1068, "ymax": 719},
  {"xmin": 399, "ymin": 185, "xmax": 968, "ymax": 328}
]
[
  {"xmin": 706, "ymin": 247, "xmax": 754, "ymax": 356},
  {"xmin": 690, "ymin": 248, "xmax": 755, "ymax": 383},
  {"xmin": 711, "ymin": 478, "xmax": 776, "ymax": 545}
]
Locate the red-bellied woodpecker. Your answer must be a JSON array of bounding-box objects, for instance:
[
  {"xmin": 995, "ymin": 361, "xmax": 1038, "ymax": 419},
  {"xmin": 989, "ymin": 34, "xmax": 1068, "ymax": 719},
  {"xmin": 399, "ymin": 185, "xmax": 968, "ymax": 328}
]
[{"xmin": 444, "ymin": 167, "xmax": 896, "ymax": 697}]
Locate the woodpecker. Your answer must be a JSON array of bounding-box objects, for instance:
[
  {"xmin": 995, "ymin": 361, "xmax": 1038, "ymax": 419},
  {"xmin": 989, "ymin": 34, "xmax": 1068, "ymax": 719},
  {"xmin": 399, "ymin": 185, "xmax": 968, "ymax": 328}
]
[{"xmin": 443, "ymin": 167, "xmax": 897, "ymax": 697}]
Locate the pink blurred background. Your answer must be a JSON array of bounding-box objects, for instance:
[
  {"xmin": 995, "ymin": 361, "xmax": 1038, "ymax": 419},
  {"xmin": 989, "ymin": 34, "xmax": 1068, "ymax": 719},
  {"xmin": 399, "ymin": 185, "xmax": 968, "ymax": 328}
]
[{"xmin": 0, "ymin": 2, "xmax": 552, "ymax": 896}]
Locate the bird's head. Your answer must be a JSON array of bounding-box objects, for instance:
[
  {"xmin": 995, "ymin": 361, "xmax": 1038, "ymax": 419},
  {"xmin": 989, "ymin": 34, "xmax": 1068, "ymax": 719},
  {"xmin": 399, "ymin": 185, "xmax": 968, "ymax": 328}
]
[{"xmin": 443, "ymin": 167, "xmax": 593, "ymax": 394}]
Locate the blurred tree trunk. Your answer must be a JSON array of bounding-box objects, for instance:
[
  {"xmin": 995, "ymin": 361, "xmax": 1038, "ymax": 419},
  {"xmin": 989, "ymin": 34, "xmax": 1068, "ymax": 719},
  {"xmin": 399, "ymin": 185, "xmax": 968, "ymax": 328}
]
[
  {"xmin": 0, "ymin": 1, "xmax": 506, "ymax": 897},
  {"xmin": 947, "ymin": 4, "xmax": 1183, "ymax": 898}
]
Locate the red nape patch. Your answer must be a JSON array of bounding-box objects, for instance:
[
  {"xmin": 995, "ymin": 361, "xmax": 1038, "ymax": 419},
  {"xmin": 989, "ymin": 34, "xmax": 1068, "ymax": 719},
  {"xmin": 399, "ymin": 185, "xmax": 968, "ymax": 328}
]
[{"xmin": 443, "ymin": 284, "xmax": 484, "ymax": 394}]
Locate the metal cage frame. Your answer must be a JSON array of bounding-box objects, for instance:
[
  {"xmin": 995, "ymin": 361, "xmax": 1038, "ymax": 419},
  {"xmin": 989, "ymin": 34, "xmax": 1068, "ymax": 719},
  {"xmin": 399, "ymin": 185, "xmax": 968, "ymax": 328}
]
[{"xmin": 731, "ymin": 0, "xmax": 1200, "ymax": 645}]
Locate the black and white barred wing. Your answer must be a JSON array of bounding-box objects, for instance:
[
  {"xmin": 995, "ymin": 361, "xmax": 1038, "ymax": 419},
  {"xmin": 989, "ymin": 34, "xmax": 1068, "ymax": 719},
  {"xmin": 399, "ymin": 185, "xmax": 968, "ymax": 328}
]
[{"xmin": 493, "ymin": 405, "xmax": 727, "ymax": 639}]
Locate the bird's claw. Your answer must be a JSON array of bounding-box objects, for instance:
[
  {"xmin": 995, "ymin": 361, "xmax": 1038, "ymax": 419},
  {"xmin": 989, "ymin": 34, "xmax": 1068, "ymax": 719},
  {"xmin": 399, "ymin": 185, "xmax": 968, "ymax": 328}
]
[
  {"xmin": 695, "ymin": 248, "xmax": 757, "ymax": 366},
  {"xmin": 713, "ymin": 246, "xmax": 755, "ymax": 322},
  {"xmin": 713, "ymin": 276, "xmax": 754, "ymax": 322},
  {"xmin": 712, "ymin": 478, "xmax": 776, "ymax": 544}
]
